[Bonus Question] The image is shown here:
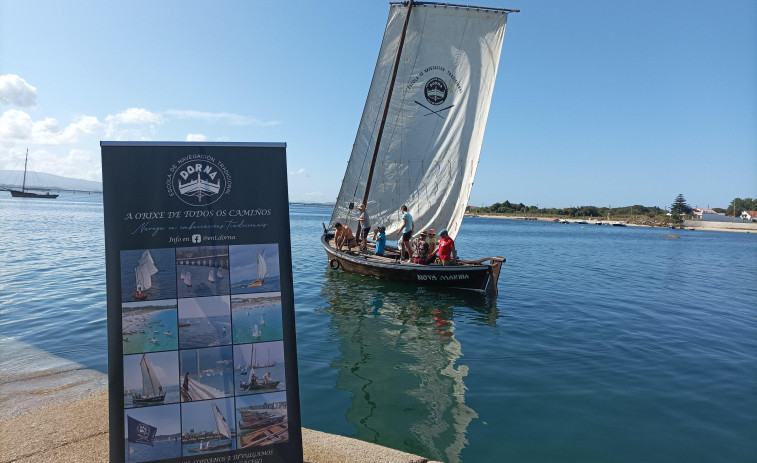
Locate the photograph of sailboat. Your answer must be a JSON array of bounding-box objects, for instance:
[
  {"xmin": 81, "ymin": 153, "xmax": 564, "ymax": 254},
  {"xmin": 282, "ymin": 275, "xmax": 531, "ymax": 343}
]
[
  {"xmin": 123, "ymin": 351, "xmax": 180, "ymax": 408},
  {"xmin": 176, "ymin": 245, "xmax": 230, "ymax": 298},
  {"xmin": 121, "ymin": 300, "xmax": 178, "ymax": 354},
  {"xmin": 236, "ymin": 391, "xmax": 289, "ymax": 449},
  {"xmin": 229, "ymin": 244, "xmax": 280, "ymax": 294},
  {"xmin": 177, "ymin": 296, "xmax": 232, "ymax": 349},
  {"xmin": 178, "ymin": 346, "xmax": 235, "ymax": 402},
  {"xmin": 124, "ymin": 404, "xmax": 181, "ymax": 463},
  {"xmin": 233, "ymin": 341, "xmax": 286, "ymax": 396},
  {"xmin": 120, "ymin": 248, "xmax": 176, "ymax": 302},
  {"xmin": 181, "ymin": 398, "xmax": 236, "ymax": 455},
  {"xmin": 231, "ymin": 292, "xmax": 283, "ymax": 344}
]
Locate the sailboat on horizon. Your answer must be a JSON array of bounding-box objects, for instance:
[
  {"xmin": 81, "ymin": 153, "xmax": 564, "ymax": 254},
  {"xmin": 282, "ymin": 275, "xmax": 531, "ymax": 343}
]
[{"xmin": 8, "ymin": 149, "xmax": 59, "ymax": 199}]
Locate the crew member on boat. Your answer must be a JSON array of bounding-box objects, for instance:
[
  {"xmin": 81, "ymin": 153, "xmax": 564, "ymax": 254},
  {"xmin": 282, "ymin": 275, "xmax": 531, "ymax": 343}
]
[
  {"xmin": 437, "ymin": 229, "xmax": 458, "ymax": 266},
  {"xmin": 334, "ymin": 222, "xmax": 357, "ymax": 252},
  {"xmin": 396, "ymin": 205, "xmax": 414, "ymax": 260},
  {"xmin": 427, "ymin": 229, "xmax": 438, "ymax": 255},
  {"xmin": 356, "ymin": 204, "xmax": 371, "ymax": 251},
  {"xmin": 375, "ymin": 226, "xmax": 387, "ymax": 256},
  {"xmin": 412, "ymin": 230, "xmax": 432, "ymax": 265},
  {"xmin": 262, "ymin": 372, "xmax": 273, "ymax": 384}
]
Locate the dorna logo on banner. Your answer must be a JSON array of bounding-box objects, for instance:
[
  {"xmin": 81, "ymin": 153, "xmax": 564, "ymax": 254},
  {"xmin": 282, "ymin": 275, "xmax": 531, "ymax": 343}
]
[{"xmin": 167, "ymin": 155, "xmax": 231, "ymax": 206}]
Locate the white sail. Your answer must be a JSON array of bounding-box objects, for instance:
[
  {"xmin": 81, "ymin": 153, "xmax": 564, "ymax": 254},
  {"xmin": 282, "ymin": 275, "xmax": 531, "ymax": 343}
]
[
  {"xmin": 135, "ymin": 250, "xmax": 159, "ymax": 290},
  {"xmin": 330, "ymin": 3, "xmax": 509, "ymax": 240},
  {"xmin": 140, "ymin": 354, "xmax": 162, "ymax": 398},
  {"xmin": 256, "ymin": 250, "xmax": 268, "ymax": 280},
  {"xmin": 208, "ymin": 270, "xmax": 215, "ymax": 283},
  {"xmin": 211, "ymin": 401, "xmax": 231, "ymax": 440},
  {"xmin": 185, "ymin": 271, "xmax": 192, "ymax": 286}
]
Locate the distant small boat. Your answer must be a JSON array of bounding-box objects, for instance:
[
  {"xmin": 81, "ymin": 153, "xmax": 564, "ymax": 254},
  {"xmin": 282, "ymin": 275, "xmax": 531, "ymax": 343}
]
[
  {"xmin": 183, "ymin": 271, "xmax": 192, "ymax": 286},
  {"xmin": 575, "ymin": 220, "xmax": 588, "ymax": 224},
  {"xmin": 8, "ymin": 150, "xmax": 59, "ymax": 199},
  {"xmin": 612, "ymin": 222, "xmax": 627, "ymax": 227},
  {"xmin": 148, "ymin": 337, "xmax": 159, "ymax": 343},
  {"xmin": 260, "ymin": 315, "xmax": 266, "ymax": 326},
  {"xmin": 252, "ymin": 324, "xmax": 261, "ymax": 338},
  {"xmin": 208, "ymin": 270, "xmax": 216, "ymax": 283},
  {"xmin": 217, "ymin": 267, "xmax": 224, "ymax": 279}
]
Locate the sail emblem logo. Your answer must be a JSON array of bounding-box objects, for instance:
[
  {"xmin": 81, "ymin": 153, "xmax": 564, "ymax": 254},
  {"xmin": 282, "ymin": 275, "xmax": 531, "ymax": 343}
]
[
  {"xmin": 137, "ymin": 424, "xmax": 150, "ymax": 439},
  {"xmin": 424, "ymin": 77, "xmax": 448, "ymax": 105},
  {"xmin": 168, "ymin": 157, "xmax": 231, "ymax": 206}
]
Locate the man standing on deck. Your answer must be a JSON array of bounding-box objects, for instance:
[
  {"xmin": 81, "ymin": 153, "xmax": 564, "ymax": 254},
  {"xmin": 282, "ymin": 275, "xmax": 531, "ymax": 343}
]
[
  {"xmin": 396, "ymin": 205, "xmax": 414, "ymax": 260},
  {"xmin": 356, "ymin": 203, "xmax": 371, "ymax": 251}
]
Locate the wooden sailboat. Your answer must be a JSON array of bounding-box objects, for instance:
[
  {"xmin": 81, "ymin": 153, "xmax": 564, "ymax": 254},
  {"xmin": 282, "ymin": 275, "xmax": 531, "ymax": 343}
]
[
  {"xmin": 189, "ymin": 401, "xmax": 233, "ymax": 452},
  {"xmin": 133, "ymin": 250, "xmax": 158, "ymax": 300},
  {"xmin": 8, "ymin": 150, "xmax": 59, "ymax": 198},
  {"xmin": 240, "ymin": 344, "xmax": 279, "ymax": 391},
  {"xmin": 322, "ymin": 1, "xmax": 515, "ymax": 294},
  {"xmin": 247, "ymin": 250, "xmax": 268, "ymax": 287},
  {"xmin": 132, "ymin": 354, "xmax": 166, "ymax": 404}
]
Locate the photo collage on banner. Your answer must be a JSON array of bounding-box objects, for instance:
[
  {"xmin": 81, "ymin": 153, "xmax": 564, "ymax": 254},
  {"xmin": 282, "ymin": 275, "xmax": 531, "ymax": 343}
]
[{"xmin": 120, "ymin": 243, "xmax": 288, "ymax": 462}]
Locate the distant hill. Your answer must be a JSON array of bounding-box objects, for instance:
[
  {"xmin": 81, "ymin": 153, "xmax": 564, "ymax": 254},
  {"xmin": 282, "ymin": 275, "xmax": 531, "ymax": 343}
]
[{"xmin": 0, "ymin": 170, "xmax": 102, "ymax": 192}]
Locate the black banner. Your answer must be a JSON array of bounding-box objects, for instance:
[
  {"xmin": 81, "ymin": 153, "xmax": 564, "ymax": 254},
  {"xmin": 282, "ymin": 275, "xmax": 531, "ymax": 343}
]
[{"xmin": 102, "ymin": 142, "xmax": 302, "ymax": 463}]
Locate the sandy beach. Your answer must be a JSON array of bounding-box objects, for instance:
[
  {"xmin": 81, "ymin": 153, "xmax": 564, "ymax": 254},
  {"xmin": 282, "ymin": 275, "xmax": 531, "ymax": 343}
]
[{"xmin": 231, "ymin": 294, "xmax": 281, "ymax": 311}]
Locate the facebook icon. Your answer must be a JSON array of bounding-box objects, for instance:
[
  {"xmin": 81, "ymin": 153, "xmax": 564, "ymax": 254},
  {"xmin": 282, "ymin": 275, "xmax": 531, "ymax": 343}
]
[{"xmin": 192, "ymin": 234, "xmax": 202, "ymax": 243}]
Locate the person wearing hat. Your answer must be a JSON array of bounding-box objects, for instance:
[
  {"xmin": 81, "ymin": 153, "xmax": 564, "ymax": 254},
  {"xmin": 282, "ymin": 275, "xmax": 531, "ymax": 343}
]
[
  {"xmin": 437, "ymin": 229, "xmax": 457, "ymax": 265},
  {"xmin": 412, "ymin": 229, "xmax": 431, "ymax": 264},
  {"xmin": 356, "ymin": 203, "xmax": 371, "ymax": 251},
  {"xmin": 427, "ymin": 229, "xmax": 438, "ymax": 255},
  {"xmin": 375, "ymin": 226, "xmax": 387, "ymax": 256}
]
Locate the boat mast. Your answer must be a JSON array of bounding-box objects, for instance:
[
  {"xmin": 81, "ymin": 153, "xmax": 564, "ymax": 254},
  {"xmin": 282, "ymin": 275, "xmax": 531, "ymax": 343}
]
[
  {"xmin": 22, "ymin": 149, "xmax": 29, "ymax": 192},
  {"xmin": 356, "ymin": 0, "xmax": 415, "ymax": 236}
]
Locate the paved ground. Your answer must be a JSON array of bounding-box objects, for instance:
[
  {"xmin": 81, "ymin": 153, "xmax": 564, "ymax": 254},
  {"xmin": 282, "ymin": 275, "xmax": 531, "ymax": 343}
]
[{"xmin": 0, "ymin": 359, "xmax": 439, "ymax": 463}]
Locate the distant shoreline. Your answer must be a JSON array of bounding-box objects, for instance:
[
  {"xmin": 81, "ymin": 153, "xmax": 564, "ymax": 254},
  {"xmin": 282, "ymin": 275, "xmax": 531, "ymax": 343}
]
[{"xmin": 465, "ymin": 214, "xmax": 756, "ymax": 233}]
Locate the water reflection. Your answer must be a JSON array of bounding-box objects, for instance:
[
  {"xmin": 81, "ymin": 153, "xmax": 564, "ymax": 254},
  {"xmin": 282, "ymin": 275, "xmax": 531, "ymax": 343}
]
[{"xmin": 318, "ymin": 270, "xmax": 497, "ymax": 462}]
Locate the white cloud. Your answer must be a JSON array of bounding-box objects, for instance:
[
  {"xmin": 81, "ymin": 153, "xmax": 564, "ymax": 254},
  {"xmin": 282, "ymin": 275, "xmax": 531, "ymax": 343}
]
[
  {"xmin": 0, "ymin": 109, "xmax": 102, "ymax": 144},
  {"xmin": 186, "ymin": 133, "xmax": 207, "ymax": 142},
  {"xmin": 164, "ymin": 109, "xmax": 280, "ymax": 127},
  {"xmin": 105, "ymin": 107, "xmax": 162, "ymax": 140},
  {"xmin": 288, "ymin": 168, "xmax": 310, "ymax": 177},
  {"xmin": 0, "ymin": 75, "xmax": 37, "ymax": 107},
  {"xmin": 0, "ymin": 147, "xmax": 101, "ymax": 181}
]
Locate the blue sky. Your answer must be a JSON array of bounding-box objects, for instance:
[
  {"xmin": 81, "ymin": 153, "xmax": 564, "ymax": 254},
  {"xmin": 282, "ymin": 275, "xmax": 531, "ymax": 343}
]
[{"xmin": 1, "ymin": 0, "xmax": 754, "ymax": 209}]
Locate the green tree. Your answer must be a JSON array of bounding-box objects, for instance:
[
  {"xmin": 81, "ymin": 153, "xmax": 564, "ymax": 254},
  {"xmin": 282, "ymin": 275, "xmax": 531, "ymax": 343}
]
[{"xmin": 670, "ymin": 194, "xmax": 692, "ymax": 214}]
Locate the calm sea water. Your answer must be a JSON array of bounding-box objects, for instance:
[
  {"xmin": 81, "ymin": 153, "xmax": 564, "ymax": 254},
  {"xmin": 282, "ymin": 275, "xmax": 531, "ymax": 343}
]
[{"xmin": 1, "ymin": 194, "xmax": 756, "ymax": 462}]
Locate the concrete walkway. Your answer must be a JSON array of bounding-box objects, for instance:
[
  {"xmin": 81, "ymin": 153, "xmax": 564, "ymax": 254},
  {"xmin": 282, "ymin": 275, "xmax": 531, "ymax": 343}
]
[{"xmin": 0, "ymin": 355, "xmax": 439, "ymax": 463}]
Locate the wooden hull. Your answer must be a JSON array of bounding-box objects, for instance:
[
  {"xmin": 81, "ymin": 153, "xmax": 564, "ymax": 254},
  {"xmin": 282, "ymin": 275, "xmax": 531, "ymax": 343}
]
[
  {"xmin": 240, "ymin": 381, "xmax": 280, "ymax": 391},
  {"xmin": 9, "ymin": 189, "xmax": 58, "ymax": 198},
  {"xmin": 321, "ymin": 232, "xmax": 504, "ymax": 294},
  {"xmin": 132, "ymin": 393, "xmax": 166, "ymax": 404}
]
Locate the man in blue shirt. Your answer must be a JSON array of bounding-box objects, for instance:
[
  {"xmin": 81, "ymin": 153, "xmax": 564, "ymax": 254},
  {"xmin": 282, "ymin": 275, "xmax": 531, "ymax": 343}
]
[
  {"xmin": 395, "ymin": 205, "xmax": 413, "ymax": 260},
  {"xmin": 375, "ymin": 226, "xmax": 386, "ymax": 256}
]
